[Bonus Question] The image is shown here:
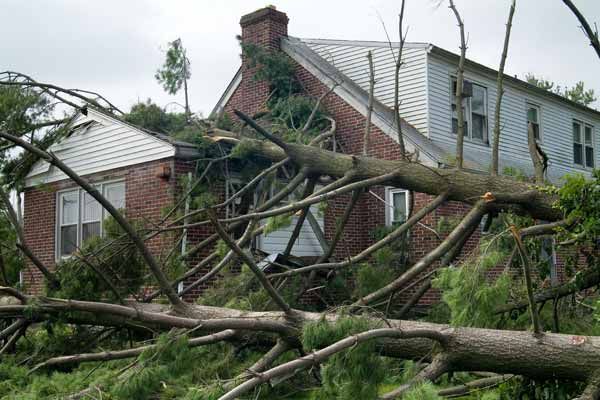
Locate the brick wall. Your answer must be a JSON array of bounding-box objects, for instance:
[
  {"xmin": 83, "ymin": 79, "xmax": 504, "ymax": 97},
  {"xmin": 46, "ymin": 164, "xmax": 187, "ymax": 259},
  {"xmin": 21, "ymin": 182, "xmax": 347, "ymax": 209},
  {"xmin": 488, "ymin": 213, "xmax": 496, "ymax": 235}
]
[
  {"xmin": 172, "ymin": 159, "xmax": 227, "ymax": 301},
  {"xmin": 220, "ymin": 6, "xmax": 488, "ymax": 307},
  {"xmin": 22, "ymin": 158, "xmax": 178, "ymax": 294}
]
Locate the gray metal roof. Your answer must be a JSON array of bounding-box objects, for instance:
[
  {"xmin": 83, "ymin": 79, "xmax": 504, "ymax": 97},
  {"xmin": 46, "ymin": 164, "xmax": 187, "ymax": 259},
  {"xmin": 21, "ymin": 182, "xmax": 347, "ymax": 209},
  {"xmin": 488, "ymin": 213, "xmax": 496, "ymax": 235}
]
[
  {"xmin": 299, "ymin": 37, "xmax": 600, "ymax": 119},
  {"xmin": 299, "ymin": 38, "xmax": 430, "ymax": 109},
  {"xmin": 283, "ymin": 36, "xmax": 447, "ymax": 166}
]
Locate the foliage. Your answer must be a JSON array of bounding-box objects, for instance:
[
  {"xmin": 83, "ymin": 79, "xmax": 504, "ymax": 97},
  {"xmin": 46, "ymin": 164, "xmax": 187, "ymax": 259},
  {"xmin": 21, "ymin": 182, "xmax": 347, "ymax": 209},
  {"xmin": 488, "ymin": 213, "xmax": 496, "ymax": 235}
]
[
  {"xmin": 549, "ymin": 170, "xmax": 600, "ymax": 243},
  {"xmin": 433, "ymin": 248, "xmax": 511, "ymax": 328},
  {"xmin": 303, "ymin": 317, "xmax": 386, "ymax": 400},
  {"xmin": 525, "ymin": 73, "xmax": 597, "ymax": 107},
  {"xmin": 269, "ymin": 95, "xmax": 329, "ymax": 141},
  {"xmin": 124, "ymin": 98, "xmax": 187, "ymax": 134},
  {"xmin": 0, "ymin": 85, "xmax": 64, "ymax": 188},
  {"xmin": 197, "ymin": 263, "xmax": 299, "ymax": 311},
  {"xmin": 371, "ymin": 224, "xmax": 410, "ymax": 268},
  {"xmin": 263, "ymin": 213, "xmax": 292, "ymax": 235},
  {"xmin": 0, "ymin": 85, "xmax": 53, "ymax": 137},
  {"xmin": 0, "ymin": 332, "xmax": 269, "ymax": 400},
  {"xmin": 239, "ymin": 40, "xmax": 300, "ymax": 101},
  {"xmin": 47, "ymin": 216, "xmax": 146, "ymax": 302},
  {"xmin": 0, "ymin": 210, "xmax": 23, "ymax": 286},
  {"xmin": 155, "ymin": 38, "xmax": 191, "ymax": 97},
  {"xmin": 502, "ymin": 165, "xmax": 529, "ymax": 182},
  {"xmin": 402, "ymin": 382, "xmax": 442, "ymax": 400},
  {"xmin": 354, "ymin": 261, "xmax": 396, "ymax": 299}
]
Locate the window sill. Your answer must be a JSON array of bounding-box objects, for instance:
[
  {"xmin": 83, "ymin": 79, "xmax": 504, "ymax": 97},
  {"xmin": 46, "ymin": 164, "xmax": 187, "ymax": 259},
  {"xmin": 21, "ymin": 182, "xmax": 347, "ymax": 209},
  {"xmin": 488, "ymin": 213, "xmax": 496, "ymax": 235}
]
[{"xmin": 451, "ymin": 134, "xmax": 490, "ymax": 148}]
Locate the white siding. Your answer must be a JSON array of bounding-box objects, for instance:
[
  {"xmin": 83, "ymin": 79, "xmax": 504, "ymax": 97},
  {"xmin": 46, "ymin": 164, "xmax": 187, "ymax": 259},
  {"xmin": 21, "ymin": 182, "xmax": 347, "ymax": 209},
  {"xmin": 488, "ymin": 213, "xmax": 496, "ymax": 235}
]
[
  {"xmin": 258, "ymin": 205, "xmax": 325, "ymax": 257},
  {"xmin": 25, "ymin": 110, "xmax": 176, "ymax": 187},
  {"xmin": 304, "ymin": 40, "xmax": 430, "ymax": 136},
  {"xmin": 427, "ymin": 53, "xmax": 600, "ymax": 181}
]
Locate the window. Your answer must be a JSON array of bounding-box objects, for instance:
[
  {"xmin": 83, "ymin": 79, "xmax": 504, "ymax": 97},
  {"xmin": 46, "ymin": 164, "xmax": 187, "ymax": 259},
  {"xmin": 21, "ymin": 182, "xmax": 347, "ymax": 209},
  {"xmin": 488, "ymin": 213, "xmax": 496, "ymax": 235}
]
[
  {"xmin": 573, "ymin": 120, "xmax": 594, "ymax": 168},
  {"xmin": 451, "ymin": 79, "xmax": 488, "ymax": 143},
  {"xmin": 385, "ymin": 188, "xmax": 409, "ymax": 226},
  {"xmin": 527, "ymin": 103, "xmax": 541, "ymax": 141},
  {"xmin": 57, "ymin": 181, "xmax": 125, "ymax": 259}
]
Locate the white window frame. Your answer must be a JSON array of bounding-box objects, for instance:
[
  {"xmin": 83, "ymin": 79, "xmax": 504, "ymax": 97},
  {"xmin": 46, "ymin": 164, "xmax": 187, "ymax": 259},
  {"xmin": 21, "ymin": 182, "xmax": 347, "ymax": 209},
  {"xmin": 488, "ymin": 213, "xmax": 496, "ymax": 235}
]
[
  {"xmin": 526, "ymin": 102, "xmax": 542, "ymax": 143},
  {"xmin": 450, "ymin": 78, "xmax": 489, "ymax": 145},
  {"xmin": 55, "ymin": 180, "xmax": 126, "ymax": 261},
  {"xmin": 385, "ymin": 187, "xmax": 410, "ymax": 227},
  {"xmin": 572, "ymin": 119, "xmax": 595, "ymax": 169}
]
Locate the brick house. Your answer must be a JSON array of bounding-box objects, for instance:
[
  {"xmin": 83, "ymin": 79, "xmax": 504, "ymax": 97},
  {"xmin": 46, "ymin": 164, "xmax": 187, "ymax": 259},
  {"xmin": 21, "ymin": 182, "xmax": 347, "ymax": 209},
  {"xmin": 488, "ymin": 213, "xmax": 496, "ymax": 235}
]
[{"xmin": 22, "ymin": 6, "xmax": 600, "ymax": 304}]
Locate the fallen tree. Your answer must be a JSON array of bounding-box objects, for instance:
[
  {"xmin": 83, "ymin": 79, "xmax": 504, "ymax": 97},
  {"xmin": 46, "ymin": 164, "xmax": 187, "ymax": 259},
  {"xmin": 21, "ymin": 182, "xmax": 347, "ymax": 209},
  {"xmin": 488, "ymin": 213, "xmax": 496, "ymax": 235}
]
[{"xmin": 3, "ymin": 1, "xmax": 600, "ymax": 398}]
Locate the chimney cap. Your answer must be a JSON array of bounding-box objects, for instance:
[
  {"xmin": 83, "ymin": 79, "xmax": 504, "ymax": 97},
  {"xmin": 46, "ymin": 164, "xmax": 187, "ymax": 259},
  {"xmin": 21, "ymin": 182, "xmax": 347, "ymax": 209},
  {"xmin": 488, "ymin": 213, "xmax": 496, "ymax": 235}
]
[{"xmin": 240, "ymin": 6, "xmax": 288, "ymax": 27}]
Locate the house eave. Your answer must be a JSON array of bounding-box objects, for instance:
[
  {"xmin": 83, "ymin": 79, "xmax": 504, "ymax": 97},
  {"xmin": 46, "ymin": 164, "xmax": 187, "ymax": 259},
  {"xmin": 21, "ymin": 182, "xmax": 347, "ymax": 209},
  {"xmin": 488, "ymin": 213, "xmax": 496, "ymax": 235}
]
[{"xmin": 427, "ymin": 45, "xmax": 600, "ymax": 118}]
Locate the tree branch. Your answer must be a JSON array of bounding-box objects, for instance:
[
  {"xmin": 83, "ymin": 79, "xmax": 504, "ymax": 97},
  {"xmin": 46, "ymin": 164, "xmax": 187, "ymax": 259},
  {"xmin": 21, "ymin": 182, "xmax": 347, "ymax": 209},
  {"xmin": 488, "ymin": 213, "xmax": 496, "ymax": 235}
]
[
  {"xmin": 562, "ymin": 0, "xmax": 600, "ymax": 60},
  {"xmin": 206, "ymin": 209, "xmax": 292, "ymax": 314},
  {"xmin": 509, "ymin": 225, "xmax": 542, "ymax": 335},
  {"xmin": 218, "ymin": 328, "xmax": 447, "ymax": 400},
  {"xmin": 0, "ymin": 131, "xmax": 187, "ymax": 311},
  {"xmin": 29, "ymin": 329, "xmax": 236, "ymax": 373}
]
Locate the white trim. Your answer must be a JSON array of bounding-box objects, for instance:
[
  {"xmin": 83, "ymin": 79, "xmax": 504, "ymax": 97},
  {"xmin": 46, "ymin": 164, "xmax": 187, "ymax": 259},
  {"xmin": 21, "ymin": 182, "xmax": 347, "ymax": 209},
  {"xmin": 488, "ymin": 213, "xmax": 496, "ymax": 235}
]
[
  {"xmin": 384, "ymin": 187, "xmax": 410, "ymax": 227},
  {"xmin": 526, "ymin": 101, "xmax": 542, "ymax": 143},
  {"xmin": 211, "ymin": 68, "xmax": 242, "ymax": 117},
  {"xmin": 572, "ymin": 119, "xmax": 595, "ymax": 170},
  {"xmin": 449, "ymin": 76, "xmax": 489, "ymax": 145},
  {"xmin": 296, "ymin": 38, "xmax": 431, "ymax": 50}
]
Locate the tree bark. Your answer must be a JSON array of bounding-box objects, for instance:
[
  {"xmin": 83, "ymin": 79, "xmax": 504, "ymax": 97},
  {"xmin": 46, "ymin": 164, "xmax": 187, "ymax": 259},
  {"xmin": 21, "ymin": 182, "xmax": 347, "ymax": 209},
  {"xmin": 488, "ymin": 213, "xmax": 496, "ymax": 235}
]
[
  {"xmin": 218, "ymin": 134, "xmax": 561, "ymax": 221},
  {"xmin": 4, "ymin": 296, "xmax": 600, "ymax": 384},
  {"xmin": 491, "ymin": 0, "xmax": 516, "ymax": 176},
  {"xmin": 527, "ymin": 122, "xmax": 545, "ymax": 183},
  {"xmin": 364, "ymin": 51, "xmax": 374, "ymax": 156},
  {"xmin": 449, "ymin": 0, "xmax": 467, "ymax": 169}
]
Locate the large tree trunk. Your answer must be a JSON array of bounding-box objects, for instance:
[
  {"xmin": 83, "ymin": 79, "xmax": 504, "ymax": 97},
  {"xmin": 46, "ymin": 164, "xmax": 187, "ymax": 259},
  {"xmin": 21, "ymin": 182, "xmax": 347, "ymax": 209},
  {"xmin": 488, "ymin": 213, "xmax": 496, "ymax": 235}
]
[
  {"xmin": 4, "ymin": 295, "xmax": 600, "ymax": 383},
  {"xmin": 211, "ymin": 133, "xmax": 561, "ymax": 221}
]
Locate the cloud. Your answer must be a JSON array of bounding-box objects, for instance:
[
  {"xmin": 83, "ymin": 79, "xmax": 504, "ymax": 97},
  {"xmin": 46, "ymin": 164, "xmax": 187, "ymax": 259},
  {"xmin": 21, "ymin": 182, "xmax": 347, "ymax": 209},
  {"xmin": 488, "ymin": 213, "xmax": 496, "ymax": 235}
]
[{"xmin": 2, "ymin": 0, "xmax": 599, "ymax": 113}]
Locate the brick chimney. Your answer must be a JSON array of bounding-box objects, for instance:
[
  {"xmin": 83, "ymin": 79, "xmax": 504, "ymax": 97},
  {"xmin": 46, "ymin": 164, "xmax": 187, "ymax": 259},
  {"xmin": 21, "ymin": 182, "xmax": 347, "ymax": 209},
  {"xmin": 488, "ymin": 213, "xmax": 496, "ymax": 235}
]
[
  {"xmin": 240, "ymin": 5, "xmax": 288, "ymax": 52},
  {"xmin": 232, "ymin": 6, "xmax": 289, "ymax": 115}
]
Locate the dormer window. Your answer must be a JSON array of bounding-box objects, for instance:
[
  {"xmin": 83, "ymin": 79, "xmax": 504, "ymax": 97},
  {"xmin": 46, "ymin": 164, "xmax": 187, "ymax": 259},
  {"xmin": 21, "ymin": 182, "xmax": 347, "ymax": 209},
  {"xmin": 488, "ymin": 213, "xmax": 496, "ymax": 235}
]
[
  {"xmin": 573, "ymin": 120, "xmax": 594, "ymax": 169},
  {"xmin": 451, "ymin": 79, "xmax": 488, "ymax": 144},
  {"xmin": 527, "ymin": 103, "xmax": 541, "ymax": 142}
]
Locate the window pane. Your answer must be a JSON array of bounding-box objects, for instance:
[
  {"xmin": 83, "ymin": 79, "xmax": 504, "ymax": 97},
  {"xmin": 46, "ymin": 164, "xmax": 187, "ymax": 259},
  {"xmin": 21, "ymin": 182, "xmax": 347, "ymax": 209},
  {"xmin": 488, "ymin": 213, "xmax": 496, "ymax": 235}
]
[
  {"xmin": 82, "ymin": 192, "xmax": 101, "ymax": 222},
  {"xmin": 586, "ymin": 146, "xmax": 594, "ymax": 168},
  {"xmin": 471, "ymin": 86, "xmax": 486, "ymax": 114},
  {"xmin": 392, "ymin": 192, "xmax": 407, "ymax": 222},
  {"xmin": 104, "ymin": 182, "xmax": 125, "ymax": 210},
  {"xmin": 573, "ymin": 122, "xmax": 582, "ymax": 143},
  {"xmin": 527, "ymin": 106, "xmax": 538, "ymax": 124},
  {"xmin": 532, "ymin": 123, "xmax": 540, "ymax": 140},
  {"xmin": 585, "ymin": 126, "xmax": 593, "ymax": 145},
  {"xmin": 60, "ymin": 225, "xmax": 77, "ymax": 256},
  {"xmin": 82, "ymin": 222, "xmax": 101, "ymax": 243},
  {"xmin": 472, "ymin": 114, "xmax": 486, "ymax": 141},
  {"xmin": 574, "ymin": 143, "xmax": 583, "ymax": 165},
  {"xmin": 60, "ymin": 191, "xmax": 78, "ymax": 225}
]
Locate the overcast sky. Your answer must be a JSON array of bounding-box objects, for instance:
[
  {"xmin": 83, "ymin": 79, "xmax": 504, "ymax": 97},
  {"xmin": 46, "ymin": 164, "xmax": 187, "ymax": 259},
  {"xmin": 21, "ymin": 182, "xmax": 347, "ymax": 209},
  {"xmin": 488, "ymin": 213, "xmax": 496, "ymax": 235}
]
[{"xmin": 3, "ymin": 0, "xmax": 600, "ymax": 115}]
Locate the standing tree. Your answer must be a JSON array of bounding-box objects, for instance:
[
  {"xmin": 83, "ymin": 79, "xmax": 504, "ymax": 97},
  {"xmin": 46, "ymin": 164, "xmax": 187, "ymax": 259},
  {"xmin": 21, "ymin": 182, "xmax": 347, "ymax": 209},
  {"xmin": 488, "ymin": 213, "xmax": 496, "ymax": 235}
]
[
  {"xmin": 155, "ymin": 38, "xmax": 192, "ymax": 121},
  {"xmin": 491, "ymin": 0, "xmax": 516, "ymax": 176},
  {"xmin": 526, "ymin": 73, "xmax": 597, "ymax": 107}
]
